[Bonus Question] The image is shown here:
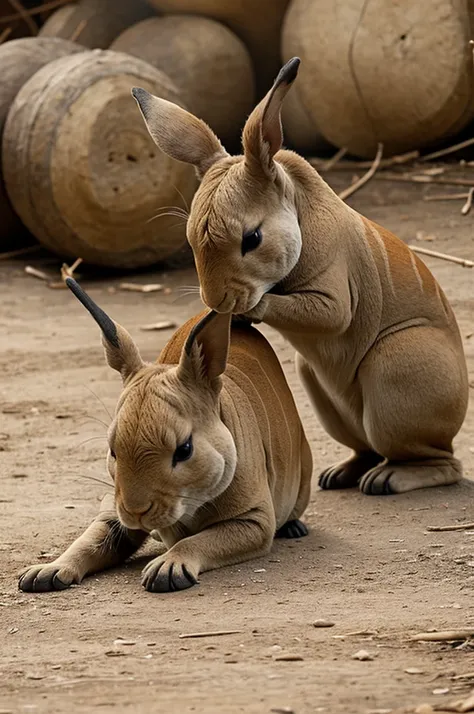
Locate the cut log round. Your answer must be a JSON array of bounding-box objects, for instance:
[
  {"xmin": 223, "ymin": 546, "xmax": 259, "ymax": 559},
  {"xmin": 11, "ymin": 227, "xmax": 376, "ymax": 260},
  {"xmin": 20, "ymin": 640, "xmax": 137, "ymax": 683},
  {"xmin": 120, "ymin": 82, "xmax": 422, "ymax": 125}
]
[
  {"xmin": 144, "ymin": 0, "xmax": 289, "ymax": 97},
  {"xmin": 112, "ymin": 15, "xmax": 254, "ymax": 146},
  {"xmin": 0, "ymin": 37, "xmax": 83, "ymax": 250},
  {"xmin": 281, "ymin": 85, "xmax": 331, "ymax": 154},
  {"xmin": 282, "ymin": 0, "xmax": 474, "ymax": 158},
  {"xmin": 2, "ymin": 50, "xmax": 197, "ymax": 267},
  {"xmin": 39, "ymin": 0, "xmax": 154, "ymax": 48}
]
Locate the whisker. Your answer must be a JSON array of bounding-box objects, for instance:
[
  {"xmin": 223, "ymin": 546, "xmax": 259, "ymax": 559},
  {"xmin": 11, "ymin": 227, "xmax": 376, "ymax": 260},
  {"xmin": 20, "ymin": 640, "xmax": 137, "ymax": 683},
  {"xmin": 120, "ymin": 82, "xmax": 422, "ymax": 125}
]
[
  {"xmin": 78, "ymin": 474, "xmax": 113, "ymax": 489},
  {"xmin": 172, "ymin": 185, "xmax": 190, "ymax": 214},
  {"xmin": 171, "ymin": 292, "xmax": 203, "ymax": 304},
  {"xmin": 79, "ymin": 416, "xmax": 109, "ymax": 431},
  {"xmin": 81, "ymin": 385, "xmax": 113, "ymax": 422},
  {"xmin": 75, "ymin": 436, "xmax": 108, "ymax": 449},
  {"xmin": 175, "ymin": 285, "xmax": 200, "ymax": 293}
]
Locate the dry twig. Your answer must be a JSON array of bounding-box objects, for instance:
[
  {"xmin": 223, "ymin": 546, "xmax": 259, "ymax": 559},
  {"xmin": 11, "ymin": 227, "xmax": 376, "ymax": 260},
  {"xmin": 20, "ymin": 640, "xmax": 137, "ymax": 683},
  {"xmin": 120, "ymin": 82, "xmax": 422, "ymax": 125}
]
[
  {"xmin": 0, "ymin": 26, "xmax": 12, "ymax": 43},
  {"xmin": 426, "ymin": 522, "xmax": 474, "ymax": 532},
  {"xmin": 178, "ymin": 630, "xmax": 242, "ymax": 639},
  {"xmin": 311, "ymin": 149, "xmax": 418, "ymax": 171},
  {"xmin": 53, "ymin": 258, "xmax": 83, "ymax": 288},
  {"xmin": 411, "ymin": 630, "xmax": 474, "ymax": 642},
  {"xmin": 420, "ymin": 137, "xmax": 474, "ymax": 163},
  {"xmin": 375, "ymin": 174, "xmax": 474, "ymax": 188},
  {"xmin": 322, "ymin": 146, "xmax": 348, "ymax": 171},
  {"xmin": 0, "ymin": 0, "xmax": 72, "ymax": 24},
  {"xmin": 0, "ymin": 245, "xmax": 40, "ymax": 260},
  {"xmin": 461, "ymin": 188, "xmax": 474, "ymax": 216},
  {"xmin": 338, "ymin": 143, "xmax": 383, "ymax": 201},
  {"xmin": 119, "ymin": 282, "xmax": 163, "ymax": 293},
  {"xmin": 25, "ymin": 265, "xmax": 49, "ymax": 281},
  {"xmin": 69, "ymin": 19, "xmax": 87, "ymax": 42},
  {"xmin": 409, "ymin": 246, "xmax": 474, "ymax": 268},
  {"xmin": 424, "ymin": 193, "xmax": 470, "ymax": 202},
  {"xmin": 139, "ymin": 321, "xmax": 176, "ymax": 331},
  {"xmin": 7, "ymin": 0, "xmax": 37, "ymax": 35}
]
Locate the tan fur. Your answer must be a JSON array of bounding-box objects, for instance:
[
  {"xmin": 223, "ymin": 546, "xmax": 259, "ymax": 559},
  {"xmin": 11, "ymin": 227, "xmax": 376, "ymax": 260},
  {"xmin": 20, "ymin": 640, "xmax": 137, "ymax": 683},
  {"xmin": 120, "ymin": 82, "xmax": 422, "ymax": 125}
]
[
  {"xmin": 132, "ymin": 59, "xmax": 469, "ymax": 496},
  {"xmin": 19, "ymin": 292, "xmax": 311, "ymax": 593}
]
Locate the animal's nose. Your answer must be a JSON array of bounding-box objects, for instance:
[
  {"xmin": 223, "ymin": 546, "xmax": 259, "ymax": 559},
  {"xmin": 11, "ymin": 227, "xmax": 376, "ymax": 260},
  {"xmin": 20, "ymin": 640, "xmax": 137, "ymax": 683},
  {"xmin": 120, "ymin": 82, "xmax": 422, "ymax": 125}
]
[{"xmin": 122, "ymin": 502, "xmax": 153, "ymax": 518}]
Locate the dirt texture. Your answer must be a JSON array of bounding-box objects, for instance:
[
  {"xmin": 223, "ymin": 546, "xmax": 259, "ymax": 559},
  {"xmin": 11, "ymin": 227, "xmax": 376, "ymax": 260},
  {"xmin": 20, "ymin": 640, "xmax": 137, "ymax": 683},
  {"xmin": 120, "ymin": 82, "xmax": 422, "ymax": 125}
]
[{"xmin": 0, "ymin": 175, "xmax": 473, "ymax": 714}]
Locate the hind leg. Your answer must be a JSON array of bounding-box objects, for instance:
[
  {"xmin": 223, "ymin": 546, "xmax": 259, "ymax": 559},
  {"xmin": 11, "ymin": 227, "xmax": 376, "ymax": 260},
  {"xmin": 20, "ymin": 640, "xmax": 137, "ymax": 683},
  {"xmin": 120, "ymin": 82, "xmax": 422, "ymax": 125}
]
[
  {"xmin": 296, "ymin": 353, "xmax": 380, "ymax": 489},
  {"xmin": 358, "ymin": 327, "xmax": 467, "ymax": 495}
]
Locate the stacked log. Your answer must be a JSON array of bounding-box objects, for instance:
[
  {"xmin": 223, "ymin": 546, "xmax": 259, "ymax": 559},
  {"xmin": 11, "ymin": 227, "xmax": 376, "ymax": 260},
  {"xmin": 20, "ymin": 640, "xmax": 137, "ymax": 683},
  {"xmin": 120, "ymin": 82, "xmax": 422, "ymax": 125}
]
[
  {"xmin": 111, "ymin": 15, "xmax": 254, "ymax": 147},
  {"xmin": 0, "ymin": 37, "xmax": 83, "ymax": 249},
  {"xmin": 2, "ymin": 50, "xmax": 197, "ymax": 267}
]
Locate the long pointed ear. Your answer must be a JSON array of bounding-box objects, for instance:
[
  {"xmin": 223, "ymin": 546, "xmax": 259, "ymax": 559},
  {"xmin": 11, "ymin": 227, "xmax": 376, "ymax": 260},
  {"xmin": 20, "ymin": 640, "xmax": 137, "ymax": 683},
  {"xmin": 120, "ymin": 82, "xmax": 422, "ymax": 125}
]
[
  {"xmin": 242, "ymin": 57, "xmax": 300, "ymax": 179},
  {"xmin": 178, "ymin": 311, "xmax": 231, "ymax": 389},
  {"xmin": 65, "ymin": 278, "xmax": 144, "ymax": 383},
  {"xmin": 132, "ymin": 88, "xmax": 229, "ymax": 180}
]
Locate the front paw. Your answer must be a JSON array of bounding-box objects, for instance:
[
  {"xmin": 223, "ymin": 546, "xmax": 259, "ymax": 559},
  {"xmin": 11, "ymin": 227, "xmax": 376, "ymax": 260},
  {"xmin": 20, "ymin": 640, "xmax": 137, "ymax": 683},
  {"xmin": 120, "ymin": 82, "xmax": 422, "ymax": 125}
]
[
  {"xmin": 141, "ymin": 554, "xmax": 199, "ymax": 593},
  {"xmin": 18, "ymin": 562, "xmax": 80, "ymax": 592},
  {"xmin": 242, "ymin": 295, "xmax": 268, "ymax": 324}
]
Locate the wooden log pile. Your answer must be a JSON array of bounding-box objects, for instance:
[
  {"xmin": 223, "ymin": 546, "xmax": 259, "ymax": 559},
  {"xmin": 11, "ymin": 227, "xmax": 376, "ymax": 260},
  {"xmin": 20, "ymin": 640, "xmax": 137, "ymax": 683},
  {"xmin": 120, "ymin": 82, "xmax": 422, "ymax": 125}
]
[{"xmin": 0, "ymin": 0, "xmax": 473, "ymax": 266}]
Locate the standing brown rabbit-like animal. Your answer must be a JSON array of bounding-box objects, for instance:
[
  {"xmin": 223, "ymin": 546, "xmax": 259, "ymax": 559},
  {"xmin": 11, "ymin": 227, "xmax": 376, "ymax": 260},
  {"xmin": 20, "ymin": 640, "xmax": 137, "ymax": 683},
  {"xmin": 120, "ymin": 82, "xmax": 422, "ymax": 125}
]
[
  {"xmin": 19, "ymin": 279, "xmax": 312, "ymax": 593},
  {"xmin": 133, "ymin": 59, "xmax": 468, "ymax": 496}
]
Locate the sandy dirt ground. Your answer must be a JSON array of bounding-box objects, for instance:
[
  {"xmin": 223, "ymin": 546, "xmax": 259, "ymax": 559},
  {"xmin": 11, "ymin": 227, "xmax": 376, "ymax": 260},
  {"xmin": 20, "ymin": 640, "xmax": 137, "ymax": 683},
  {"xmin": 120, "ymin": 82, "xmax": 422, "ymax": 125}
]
[{"xmin": 0, "ymin": 173, "xmax": 473, "ymax": 714}]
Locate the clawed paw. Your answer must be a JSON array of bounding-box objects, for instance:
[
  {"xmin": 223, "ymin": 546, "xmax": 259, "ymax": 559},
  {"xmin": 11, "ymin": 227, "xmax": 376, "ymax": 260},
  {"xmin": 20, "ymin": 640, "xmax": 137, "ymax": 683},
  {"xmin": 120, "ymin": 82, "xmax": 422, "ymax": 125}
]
[
  {"xmin": 141, "ymin": 555, "xmax": 199, "ymax": 593},
  {"xmin": 359, "ymin": 465, "xmax": 395, "ymax": 495},
  {"xmin": 18, "ymin": 563, "xmax": 79, "ymax": 592},
  {"xmin": 275, "ymin": 519, "xmax": 308, "ymax": 539}
]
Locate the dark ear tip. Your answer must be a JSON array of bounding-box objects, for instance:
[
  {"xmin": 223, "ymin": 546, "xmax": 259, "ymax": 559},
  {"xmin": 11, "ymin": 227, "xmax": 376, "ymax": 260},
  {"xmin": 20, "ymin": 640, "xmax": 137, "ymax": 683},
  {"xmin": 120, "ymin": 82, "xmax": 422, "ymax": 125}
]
[
  {"xmin": 131, "ymin": 87, "xmax": 149, "ymax": 106},
  {"xmin": 277, "ymin": 57, "xmax": 300, "ymax": 86}
]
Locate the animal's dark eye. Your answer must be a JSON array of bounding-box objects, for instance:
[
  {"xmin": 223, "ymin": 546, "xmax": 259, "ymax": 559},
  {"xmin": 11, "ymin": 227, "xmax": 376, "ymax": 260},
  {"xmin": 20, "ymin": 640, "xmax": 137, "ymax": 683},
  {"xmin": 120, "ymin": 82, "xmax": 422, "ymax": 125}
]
[
  {"xmin": 173, "ymin": 435, "xmax": 193, "ymax": 466},
  {"xmin": 241, "ymin": 227, "xmax": 262, "ymax": 256}
]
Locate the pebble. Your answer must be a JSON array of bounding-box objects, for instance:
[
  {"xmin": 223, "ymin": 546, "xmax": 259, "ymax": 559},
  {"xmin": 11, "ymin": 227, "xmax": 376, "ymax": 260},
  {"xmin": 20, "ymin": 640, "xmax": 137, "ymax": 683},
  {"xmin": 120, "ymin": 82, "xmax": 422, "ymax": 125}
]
[
  {"xmin": 64, "ymin": 504, "xmax": 75, "ymax": 509},
  {"xmin": 432, "ymin": 688, "xmax": 449, "ymax": 695},
  {"xmin": 25, "ymin": 674, "xmax": 45, "ymax": 680},
  {"xmin": 113, "ymin": 639, "xmax": 136, "ymax": 646},
  {"xmin": 51, "ymin": 665, "xmax": 62, "ymax": 670},
  {"xmin": 104, "ymin": 650, "xmax": 126, "ymax": 657},
  {"xmin": 405, "ymin": 667, "xmax": 424, "ymax": 675},
  {"xmin": 270, "ymin": 708, "xmax": 295, "ymax": 714},
  {"xmin": 254, "ymin": 568, "xmax": 266, "ymax": 573},
  {"xmin": 351, "ymin": 649, "xmax": 373, "ymax": 661},
  {"xmin": 313, "ymin": 619, "xmax": 335, "ymax": 628}
]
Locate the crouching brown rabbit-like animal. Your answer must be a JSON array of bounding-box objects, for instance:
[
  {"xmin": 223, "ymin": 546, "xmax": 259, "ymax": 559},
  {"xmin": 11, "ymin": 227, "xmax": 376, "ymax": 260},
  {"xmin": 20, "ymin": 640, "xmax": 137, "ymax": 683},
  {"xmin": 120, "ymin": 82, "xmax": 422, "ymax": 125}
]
[
  {"xmin": 132, "ymin": 58, "xmax": 469, "ymax": 497},
  {"xmin": 19, "ymin": 278, "xmax": 312, "ymax": 593}
]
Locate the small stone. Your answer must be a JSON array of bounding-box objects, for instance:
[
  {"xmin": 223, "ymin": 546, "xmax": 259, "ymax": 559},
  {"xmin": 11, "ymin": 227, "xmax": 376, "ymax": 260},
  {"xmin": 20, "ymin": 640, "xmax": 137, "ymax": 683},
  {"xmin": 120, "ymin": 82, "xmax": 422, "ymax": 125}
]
[
  {"xmin": 144, "ymin": 654, "xmax": 153, "ymax": 659},
  {"xmin": 51, "ymin": 665, "xmax": 62, "ymax": 670},
  {"xmin": 274, "ymin": 654, "xmax": 304, "ymax": 662},
  {"xmin": 104, "ymin": 650, "xmax": 126, "ymax": 657},
  {"xmin": 351, "ymin": 649, "xmax": 373, "ymax": 661},
  {"xmin": 405, "ymin": 667, "xmax": 424, "ymax": 674},
  {"xmin": 8, "ymin": 627, "xmax": 18, "ymax": 634},
  {"xmin": 12, "ymin": 473, "xmax": 28, "ymax": 479},
  {"xmin": 26, "ymin": 673, "xmax": 45, "ymax": 680},
  {"xmin": 313, "ymin": 619, "xmax": 335, "ymax": 628},
  {"xmin": 432, "ymin": 688, "xmax": 449, "ymax": 695},
  {"xmin": 253, "ymin": 568, "xmax": 266, "ymax": 573},
  {"xmin": 64, "ymin": 504, "xmax": 75, "ymax": 509},
  {"xmin": 113, "ymin": 639, "xmax": 136, "ymax": 646},
  {"xmin": 146, "ymin": 642, "xmax": 156, "ymax": 647},
  {"xmin": 270, "ymin": 708, "xmax": 295, "ymax": 714}
]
